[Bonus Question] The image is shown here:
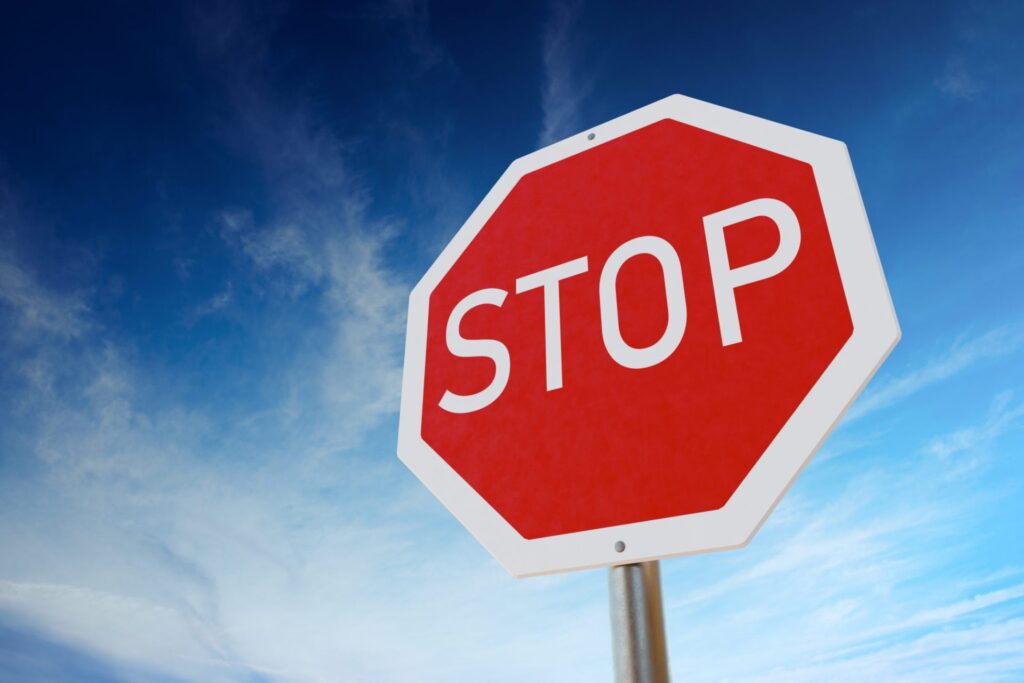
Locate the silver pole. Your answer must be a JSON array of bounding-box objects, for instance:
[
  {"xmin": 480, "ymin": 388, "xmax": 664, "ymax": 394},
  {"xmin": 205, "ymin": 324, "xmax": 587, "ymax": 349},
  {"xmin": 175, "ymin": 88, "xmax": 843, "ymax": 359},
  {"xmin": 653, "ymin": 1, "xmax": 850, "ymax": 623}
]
[{"xmin": 608, "ymin": 561, "xmax": 670, "ymax": 683}]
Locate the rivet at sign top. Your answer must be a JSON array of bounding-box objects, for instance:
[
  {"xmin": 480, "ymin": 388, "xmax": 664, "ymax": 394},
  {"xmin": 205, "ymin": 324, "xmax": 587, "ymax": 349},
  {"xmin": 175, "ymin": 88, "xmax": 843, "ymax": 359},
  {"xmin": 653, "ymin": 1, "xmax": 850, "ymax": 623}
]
[
  {"xmin": 614, "ymin": 541, "xmax": 625, "ymax": 552},
  {"xmin": 587, "ymin": 132, "xmax": 595, "ymax": 140}
]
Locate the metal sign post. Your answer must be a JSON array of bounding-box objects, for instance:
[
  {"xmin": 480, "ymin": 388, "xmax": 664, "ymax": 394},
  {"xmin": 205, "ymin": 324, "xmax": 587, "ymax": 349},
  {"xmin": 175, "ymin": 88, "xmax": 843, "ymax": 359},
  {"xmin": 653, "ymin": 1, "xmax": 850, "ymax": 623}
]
[{"xmin": 609, "ymin": 561, "xmax": 670, "ymax": 683}]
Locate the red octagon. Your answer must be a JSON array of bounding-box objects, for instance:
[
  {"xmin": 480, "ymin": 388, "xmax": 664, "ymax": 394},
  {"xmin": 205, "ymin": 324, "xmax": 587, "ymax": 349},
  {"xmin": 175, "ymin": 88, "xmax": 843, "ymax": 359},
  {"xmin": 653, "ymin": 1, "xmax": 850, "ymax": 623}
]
[{"xmin": 399, "ymin": 95, "xmax": 898, "ymax": 576}]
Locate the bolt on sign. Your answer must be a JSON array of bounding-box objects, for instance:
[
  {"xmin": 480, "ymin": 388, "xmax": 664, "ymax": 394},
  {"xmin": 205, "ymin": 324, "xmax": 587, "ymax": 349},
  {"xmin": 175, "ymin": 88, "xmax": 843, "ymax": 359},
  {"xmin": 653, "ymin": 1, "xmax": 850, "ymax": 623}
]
[{"xmin": 398, "ymin": 94, "xmax": 899, "ymax": 577}]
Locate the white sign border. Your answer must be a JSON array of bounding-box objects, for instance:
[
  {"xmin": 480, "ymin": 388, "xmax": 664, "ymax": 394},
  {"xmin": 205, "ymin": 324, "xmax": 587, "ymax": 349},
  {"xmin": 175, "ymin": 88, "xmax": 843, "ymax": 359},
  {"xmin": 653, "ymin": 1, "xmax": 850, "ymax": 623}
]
[{"xmin": 398, "ymin": 94, "xmax": 900, "ymax": 577}]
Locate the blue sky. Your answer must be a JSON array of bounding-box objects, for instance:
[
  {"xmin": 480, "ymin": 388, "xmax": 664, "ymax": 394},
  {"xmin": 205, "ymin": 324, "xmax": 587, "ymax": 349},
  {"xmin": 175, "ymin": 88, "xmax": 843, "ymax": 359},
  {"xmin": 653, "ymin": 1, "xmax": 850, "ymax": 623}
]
[{"xmin": 1, "ymin": 1, "xmax": 1023, "ymax": 681}]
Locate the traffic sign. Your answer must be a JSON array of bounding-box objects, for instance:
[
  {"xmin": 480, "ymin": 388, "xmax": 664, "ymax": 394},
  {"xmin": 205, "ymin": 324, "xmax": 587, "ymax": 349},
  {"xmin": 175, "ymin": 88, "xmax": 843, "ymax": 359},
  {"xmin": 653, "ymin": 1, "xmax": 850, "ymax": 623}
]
[{"xmin": 398, "ymin": 94, "xmax": 899, "ymax": 577}]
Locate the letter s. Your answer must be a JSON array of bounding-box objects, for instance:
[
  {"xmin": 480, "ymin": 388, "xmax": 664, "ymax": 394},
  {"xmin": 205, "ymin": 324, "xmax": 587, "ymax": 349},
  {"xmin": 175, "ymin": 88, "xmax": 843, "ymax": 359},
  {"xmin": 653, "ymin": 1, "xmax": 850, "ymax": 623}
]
[{"xmin": 439, "ymin": 288, "xmax": 510, "ymax": 414}]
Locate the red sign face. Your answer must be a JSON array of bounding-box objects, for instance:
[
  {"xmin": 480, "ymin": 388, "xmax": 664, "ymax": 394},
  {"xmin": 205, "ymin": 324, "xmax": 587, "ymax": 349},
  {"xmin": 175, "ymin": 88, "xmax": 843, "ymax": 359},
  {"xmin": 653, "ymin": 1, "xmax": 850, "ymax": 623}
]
[
  {"xmin": 422, "ymin": 118, "xmax": 852, "ymax": 539},
  {"xmin": 399, "ymin": 95, "xmax": 898, "ymax": 576}
]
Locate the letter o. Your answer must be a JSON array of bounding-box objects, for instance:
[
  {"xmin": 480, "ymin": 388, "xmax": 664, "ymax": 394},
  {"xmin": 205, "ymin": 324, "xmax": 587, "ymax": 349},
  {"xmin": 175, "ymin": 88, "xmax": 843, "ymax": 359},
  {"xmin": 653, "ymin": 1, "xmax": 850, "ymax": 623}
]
[{"xmin": 599, "ymin": 235, "xmax": 687, "ymax": 369}]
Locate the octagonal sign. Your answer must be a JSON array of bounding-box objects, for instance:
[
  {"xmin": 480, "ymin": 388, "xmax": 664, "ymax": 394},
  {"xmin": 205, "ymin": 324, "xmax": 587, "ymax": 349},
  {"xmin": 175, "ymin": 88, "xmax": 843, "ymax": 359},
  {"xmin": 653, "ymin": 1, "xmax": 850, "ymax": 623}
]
[{"xmin": 398, "ymin": 94, "xmax": 899, "ymax": 577}]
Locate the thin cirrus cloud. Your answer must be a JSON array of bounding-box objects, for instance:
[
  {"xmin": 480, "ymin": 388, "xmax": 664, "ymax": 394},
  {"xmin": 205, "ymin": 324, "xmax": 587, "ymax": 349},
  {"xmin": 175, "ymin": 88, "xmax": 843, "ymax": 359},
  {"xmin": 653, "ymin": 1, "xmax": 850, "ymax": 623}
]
[
  {"xmin": 936, "ymin": 55, "xmax": 984, "ymax": 100},
  {"xmin": 192, "ymin": 0, "xmax": 410, "ymax": 454},
  {"xmin": 817, "ymin": 325, "xmax": 1024, "ymax": 463},
  {"xmin": 845, "ymin": 324, "xmax": 1024, "ymax": 422},
  {"xmin": 538, "ymin": 0, "xmax": 591, "ymax": 147},
  {"xmin": 923, "ymin": 390, "xmax": 1024, "ymax": 459},
  {"xmin": 0, "ymin": 245, "xmax": 90, "ymax": 343}
]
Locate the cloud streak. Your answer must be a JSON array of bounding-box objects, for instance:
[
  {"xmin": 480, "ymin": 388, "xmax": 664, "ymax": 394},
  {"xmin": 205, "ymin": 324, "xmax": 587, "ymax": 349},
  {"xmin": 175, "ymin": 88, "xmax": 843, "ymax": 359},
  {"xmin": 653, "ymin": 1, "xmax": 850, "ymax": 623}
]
[
  {"xmin": 380, "ymin": 0, "xmax": 448, "ymax": 73},
  {"xmin": 847, "ymin": 325, "xmax": 1024, "ymax": 422},
  {"xmin": 192, "ymin": 1, "xmax": 410, "ymax": 454},
  {"xmin": 0, "ymin": 246, "xmax": 90, "ymax": 342},
  {"xmin": 936, "ymin": 56, "xmax": 983, "ymax": 100},
  {"xmin": 538, "ymin": 0, "xmax": 590, "ymax": 147},
  {"xmin": 924, "ymin": 390, "xmax": 1024, "ymax": 459}
]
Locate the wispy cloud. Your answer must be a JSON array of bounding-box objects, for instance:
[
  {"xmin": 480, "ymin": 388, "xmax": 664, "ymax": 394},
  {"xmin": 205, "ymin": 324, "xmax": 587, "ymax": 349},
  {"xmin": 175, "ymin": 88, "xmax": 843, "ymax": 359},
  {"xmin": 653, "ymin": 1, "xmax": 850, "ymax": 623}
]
[
  {"xmin": 740, "ymin": 617, "xmax": 1024, "ymax": 682},
  {"xmin": 379, "ymin": 0, "xmax": 448, "ymax": 73},
  {"xmin": 0, "ymin": 246, "xmax": 90, "ymax": 342},
  {"xmin": 848, "ymin": 325, "xmax": 1024, "ymax": 422},
  {"xmin": 189, "ymin": 281, "xmax": 234, "ymax": 322},
  {"xmin": 924, "ymin": 390, "xmax": 1024, "ymax": 459},
  {"xmin": 0, "ymin": 195, "xmax": 97, "ymax": 410},
  {"xmin": 213, "ymin": 147, "xmax": 406, "ymax": 453},
  {"xmin": 538, "ymin": 0, "xmax": 590, "ymax": 147},
  {"xmin": 219, "ymin": 210, "xmax": 324, "ymax": 295},
  {"xmin": 192, "ymin": 2, "xmax": 409, "ymax": 453},
  {"xmin": 936, "ymin": 55, "xmax": 984, "ymax": 100}
]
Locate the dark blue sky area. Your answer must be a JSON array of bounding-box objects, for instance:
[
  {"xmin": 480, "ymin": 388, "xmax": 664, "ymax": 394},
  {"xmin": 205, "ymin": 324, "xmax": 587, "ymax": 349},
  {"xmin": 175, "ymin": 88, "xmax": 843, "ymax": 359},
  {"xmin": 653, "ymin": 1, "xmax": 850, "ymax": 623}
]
[
  {"xmin": 3, "ymin": 3, "xmax": 1020, "ymax": 310},
  {"xmin": 3, "ymin": 3, "xmax": 1020, "ymax": 302}
]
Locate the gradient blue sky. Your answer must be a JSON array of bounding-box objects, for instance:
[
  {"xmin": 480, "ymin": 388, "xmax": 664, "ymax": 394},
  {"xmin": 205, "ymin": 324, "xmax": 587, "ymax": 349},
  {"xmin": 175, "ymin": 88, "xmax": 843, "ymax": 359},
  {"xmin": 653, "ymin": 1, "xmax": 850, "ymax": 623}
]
[{"xmin": 2, "ymin": 2, "xmax": 1023, "ymax": 681}]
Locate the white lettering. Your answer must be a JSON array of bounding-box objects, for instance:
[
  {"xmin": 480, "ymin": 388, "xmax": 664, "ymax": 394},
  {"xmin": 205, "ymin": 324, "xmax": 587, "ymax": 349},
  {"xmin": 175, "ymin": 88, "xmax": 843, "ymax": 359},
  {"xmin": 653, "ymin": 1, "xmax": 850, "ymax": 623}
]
[
  {"xmin": 515, "ymin": 257, "xmax": 590, "ymax": 391},
  {"xmin": 704, "ymin": 198, "xmax": 801, "ymax": 346},
  {"xmin": 599, "ymin": 235, "xmax": 687, "ymax": 369},
  {"xmin": 439, "ymin": 288, "xmax": 511, "ymax": 413}
]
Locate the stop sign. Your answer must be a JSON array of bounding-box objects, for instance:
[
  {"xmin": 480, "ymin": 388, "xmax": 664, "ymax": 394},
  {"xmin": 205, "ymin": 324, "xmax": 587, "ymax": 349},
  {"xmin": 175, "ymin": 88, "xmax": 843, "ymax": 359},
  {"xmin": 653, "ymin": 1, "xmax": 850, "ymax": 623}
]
[{"xmin": 398, "ymin": 94, "xmax": 899, "ymax": 577}]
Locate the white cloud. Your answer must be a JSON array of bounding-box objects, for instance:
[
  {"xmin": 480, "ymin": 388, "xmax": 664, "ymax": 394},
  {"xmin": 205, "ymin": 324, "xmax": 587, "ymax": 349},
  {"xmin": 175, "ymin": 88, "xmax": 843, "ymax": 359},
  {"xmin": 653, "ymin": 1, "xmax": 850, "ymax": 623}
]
[
  {"xmin": 319, "ymin": 232, "xmax": 407, "ymax": 443},
  {"xmin": 937, "ymin": 56, "xmax": 983, "ymax": 100},
  {"xmin": 237, "ymin": 220, "xmax": 322, "ymax": 281},
  {"xmin": 0, "ymin": 580, "xmax": 222, "ymax": 681},
  {"xmin": 380, "ymin": 0, "xmax": 448, "ymax": 73},
  {"xmin": 924, "ymin": 390, "xmax": 1024, "ymax": 459},
  {"xmin": 848, "ymin": 325, "xmax": 1024, "ymax": 422},
  {"xmin": 740, "ymin": 618, "xmax": 1024, "ymax": 682},
  {"xmin": 0, "ymin": 198, "xmax": 97, "ymax": 411},
  {"xmin": 0, "ymin": 246, "xmax": 90, "ymax": 342},
  {"xmin": 538, "ymin": 0, "xmax": 590, "ymax": 147},
  {"xmin": 194, "ymin": 7, "xmax": 410, "ymax": 454},
  {"xmin": 190, "ymin": 281, "xmax": 234, "ymax": 321},
  {"xmin": 215, "ymin": 180, "xmax": 406, "ymax": 455}
]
